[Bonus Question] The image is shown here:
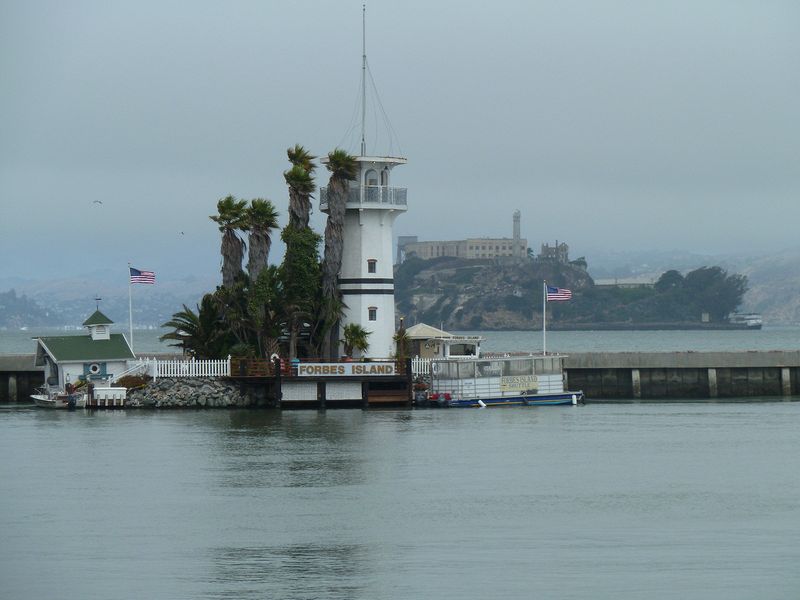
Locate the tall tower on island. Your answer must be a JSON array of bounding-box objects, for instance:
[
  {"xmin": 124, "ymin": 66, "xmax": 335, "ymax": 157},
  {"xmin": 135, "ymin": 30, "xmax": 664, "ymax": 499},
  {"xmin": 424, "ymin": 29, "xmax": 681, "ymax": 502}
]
[
  {"xmin": 513, "ymin": 210, "xmax": 522, "ymax": 257},
  {"xmin": 319, "ymin": 6, "xmax": 408, "ymax": 359}
]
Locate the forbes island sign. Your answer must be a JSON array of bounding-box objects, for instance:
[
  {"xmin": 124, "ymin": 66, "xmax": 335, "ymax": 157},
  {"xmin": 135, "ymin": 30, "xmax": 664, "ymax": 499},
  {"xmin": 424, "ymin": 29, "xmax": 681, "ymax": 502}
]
[
  {"xmin": 297, "ymin": 362, "xmax": 400, "ymax": 377},
  {"xmin": 500, "ymin": 375, "xmax": 538, "ymax": 392}
]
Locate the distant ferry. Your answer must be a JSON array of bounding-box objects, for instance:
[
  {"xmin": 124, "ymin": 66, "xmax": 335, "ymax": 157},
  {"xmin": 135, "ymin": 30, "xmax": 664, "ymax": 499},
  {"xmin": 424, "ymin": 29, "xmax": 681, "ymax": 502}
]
[{"xmin": 729, "ymin": 313, "xmax": 763, "ymax": 329}]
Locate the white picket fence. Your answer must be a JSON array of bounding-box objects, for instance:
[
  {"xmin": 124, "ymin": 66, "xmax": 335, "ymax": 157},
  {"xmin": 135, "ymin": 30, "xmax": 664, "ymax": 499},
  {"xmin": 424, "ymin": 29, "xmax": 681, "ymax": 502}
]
[
  {"xmin": 411, "ymin": 357, "xmax": 431, "ymax": 376},
  {"xmin": 114, "ymin": 356, "xmax": 231, "ymax": 382}
]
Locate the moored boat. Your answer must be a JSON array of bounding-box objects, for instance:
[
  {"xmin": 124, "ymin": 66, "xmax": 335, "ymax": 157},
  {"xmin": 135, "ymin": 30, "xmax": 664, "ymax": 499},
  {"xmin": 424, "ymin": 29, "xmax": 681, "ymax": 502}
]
[
  {"xmin": 31, "ymin": 387, "xmax": 87, "ymax": 409},
  {"xmin": 422, "ymin": 353, "xmax": 583, "ymax": 408}
]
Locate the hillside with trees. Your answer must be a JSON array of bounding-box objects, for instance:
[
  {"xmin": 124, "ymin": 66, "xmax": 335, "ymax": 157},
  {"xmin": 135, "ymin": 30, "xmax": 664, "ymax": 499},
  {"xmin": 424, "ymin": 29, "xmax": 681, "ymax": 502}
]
[
  {"xmin": 0, "ymin": 289, "xmax": 61, "ymax": 328},
  {"xmin": 394, "ymin": 258, "xmax": 748, "ymax": 330}
]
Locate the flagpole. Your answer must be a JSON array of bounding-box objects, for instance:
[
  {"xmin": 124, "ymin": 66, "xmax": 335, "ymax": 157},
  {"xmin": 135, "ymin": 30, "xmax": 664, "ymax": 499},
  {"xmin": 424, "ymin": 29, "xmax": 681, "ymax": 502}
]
[
  {"xmin": 542, "ymin": 280, "xmax": 547, "ymax": 356},
  {"xmin": 128, "ymin": 262, "xmax": 134, "ymax": 354}
]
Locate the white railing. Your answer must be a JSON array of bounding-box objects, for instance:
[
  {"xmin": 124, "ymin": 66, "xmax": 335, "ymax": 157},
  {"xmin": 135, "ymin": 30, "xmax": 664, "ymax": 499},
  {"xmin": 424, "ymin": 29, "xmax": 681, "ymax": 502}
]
[
  {"xmin": 412, "ymin": 357, "xmax": 431, "ymax": 376},
  {"xmin": 119, "ymin": 356, "xmax": 231, "ymax": 381},
  {"xmin": 320, "ymin": 185, "xmax": 408, "ymax": 209},
  {"xmin": 111, "ymin": 360, "xmax": 151, "ymax": 383}
]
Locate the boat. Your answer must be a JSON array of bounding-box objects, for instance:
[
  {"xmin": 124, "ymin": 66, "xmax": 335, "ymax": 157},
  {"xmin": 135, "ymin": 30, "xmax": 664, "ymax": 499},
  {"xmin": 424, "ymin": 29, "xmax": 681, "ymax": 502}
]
[
  {"xmin": 30, "ymin": 386, "xmax": 87, "ymax": 409},
  {"xmin": 422, "ymin": 353, "xmax": 583, "ymax": 408},
  {"xmin": 729, "ymin": 313, "xmax": 763, "ymax": 329},
  {"xmin": 407, "ymin": 323, "xmax": 583, "ymax": 407}
]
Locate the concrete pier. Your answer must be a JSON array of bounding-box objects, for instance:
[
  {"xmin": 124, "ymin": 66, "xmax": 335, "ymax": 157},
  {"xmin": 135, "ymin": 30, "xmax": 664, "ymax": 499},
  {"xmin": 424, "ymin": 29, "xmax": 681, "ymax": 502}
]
[
  {"xmin": 0, "ymin": 355, "xmax": 43, "ymax": 402},
  {"xmin": 565, "ymin": 351, "xmax": 800, "ymax": 400}
]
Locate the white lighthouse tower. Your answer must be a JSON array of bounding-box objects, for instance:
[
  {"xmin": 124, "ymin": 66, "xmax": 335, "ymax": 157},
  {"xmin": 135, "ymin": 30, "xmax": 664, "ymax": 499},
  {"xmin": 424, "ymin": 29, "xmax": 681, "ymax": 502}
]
[{"xmin": 320, "ymin": 6, "xmax": 407, "ymax": 359}]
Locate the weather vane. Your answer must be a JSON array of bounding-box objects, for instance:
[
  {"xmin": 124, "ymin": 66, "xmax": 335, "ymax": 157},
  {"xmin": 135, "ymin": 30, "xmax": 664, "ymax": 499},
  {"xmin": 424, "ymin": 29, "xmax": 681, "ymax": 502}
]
[{"xmin": 95, "ymin": 295, "xmax": 102, "ymax": 310}]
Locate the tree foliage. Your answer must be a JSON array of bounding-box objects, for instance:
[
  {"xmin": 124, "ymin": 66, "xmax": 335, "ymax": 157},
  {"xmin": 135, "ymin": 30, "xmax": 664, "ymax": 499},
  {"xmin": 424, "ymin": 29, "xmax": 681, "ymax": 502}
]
[
  {"xmin": 285, "ymin": 144, "xmax": 317, "ymax": 230},
  {"xmin": 341, "ymin": 323, "xmax": 370, "ymax": 357},
  {"xmin": 210, "ymin": 195, "xmax": 249, "ymax": 288},
  {"xmin": 549, "ymin": 266, "xmax": 748, "ymax": 324},
  {"xmin": 246, "ymin": 198, "xmax": 279, "ymax": 283}
]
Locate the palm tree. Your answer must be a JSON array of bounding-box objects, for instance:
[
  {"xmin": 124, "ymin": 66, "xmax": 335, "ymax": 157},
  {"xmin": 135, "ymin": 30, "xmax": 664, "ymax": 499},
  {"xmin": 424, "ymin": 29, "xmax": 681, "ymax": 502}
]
[
  {"xmin": 320, "ymin": 149, "xmax": 358, "ymax": 358},
  {"xmin": 393, "ymin": 321, "xmax": 411, "ymax": 371},
  {"xmin": 212, "ymin": 280, "xmax": 253, "ymax": 350},
  {"xmin": 321, "ymin": 149, "xmax": 358, "ymax": 299},
  {"xmin": 246, "ymin": 198, "xmax": 279, "ymax": 283},
  {"xmin": 285, "ymin": 144, "xmax": 317, "ymax": 230},
  {"xmin": 246, "ymin": 265, "xmax": 285, "ymax": 358},
  {"xmin": 288, "ymin": 143, "xmax": 316, "ymax": 171},
  {"xmin": 341, "ymin": 323, "xmax": 370, "ymax": 358},
  {"xmin": 284, "ymin": 165, "xmax": 316, "ymax": 230},
  {"xmin": 160, "ymin": 295, "xmax": 232, "ymax": 358},
  {"xmin": 307, "ymin": 284, "xmax": 343, "ymax": 359},
  {"xmin": 160, "ymin": 304, "xmax": 201, "ymax": 355},
  {"xmin": 210, "ymin": 195, "xmax": 248, "ymax": 288}
]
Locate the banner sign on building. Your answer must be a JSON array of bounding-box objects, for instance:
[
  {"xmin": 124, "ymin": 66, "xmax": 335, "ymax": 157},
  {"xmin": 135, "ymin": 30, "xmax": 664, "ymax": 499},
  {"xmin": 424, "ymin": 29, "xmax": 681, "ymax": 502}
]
[
  {"xmin": 297, "ymin": 362, "xmax": 400, "ymax": 377},
  {"xmin": 500, "ymin": 375, "xmax": 538, "ymax": 392}
]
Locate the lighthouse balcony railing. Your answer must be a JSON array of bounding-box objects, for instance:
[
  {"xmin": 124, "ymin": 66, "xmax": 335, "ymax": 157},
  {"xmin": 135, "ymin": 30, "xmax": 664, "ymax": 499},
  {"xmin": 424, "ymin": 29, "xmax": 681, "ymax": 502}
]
[{"xmin": 320, "ymin": 185, "xmax": 407, "ymax": 210}]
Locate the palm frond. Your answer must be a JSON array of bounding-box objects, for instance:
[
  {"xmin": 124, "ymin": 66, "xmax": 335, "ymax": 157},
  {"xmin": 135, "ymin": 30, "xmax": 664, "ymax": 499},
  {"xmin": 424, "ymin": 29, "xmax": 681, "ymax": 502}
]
[
  {"xmin": 325, "ymin": 149, "xmax": 358, "ymax": 180},
  {"xmin": 287, "ymin": 144, "xmax": 317, "ymax": 173}
]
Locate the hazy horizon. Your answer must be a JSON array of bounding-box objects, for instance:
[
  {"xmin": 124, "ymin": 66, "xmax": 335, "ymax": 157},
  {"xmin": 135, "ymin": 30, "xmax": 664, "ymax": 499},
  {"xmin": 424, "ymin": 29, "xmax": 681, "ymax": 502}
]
[{"xmin": 3, "ymin": 1, "xmax": 799, "ymax": 283}]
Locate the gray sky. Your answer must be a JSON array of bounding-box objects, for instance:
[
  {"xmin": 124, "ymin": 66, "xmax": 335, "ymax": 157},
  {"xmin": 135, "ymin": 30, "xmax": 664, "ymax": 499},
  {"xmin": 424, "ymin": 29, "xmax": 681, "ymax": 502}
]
[{"xmin": 2, "ymin": 0, "xmax": 799, "ymax": 282}]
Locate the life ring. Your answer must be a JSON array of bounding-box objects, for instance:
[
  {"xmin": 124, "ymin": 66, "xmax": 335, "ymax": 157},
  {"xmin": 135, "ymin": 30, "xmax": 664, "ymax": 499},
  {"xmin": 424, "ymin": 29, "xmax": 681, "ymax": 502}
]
[
  {"xmin": 431, "ymin": 362, "xmax": 440, "ymax": 375},
  {"xmin": 88, "ymin": 363, "xmax": 101, "ymax": 375}
]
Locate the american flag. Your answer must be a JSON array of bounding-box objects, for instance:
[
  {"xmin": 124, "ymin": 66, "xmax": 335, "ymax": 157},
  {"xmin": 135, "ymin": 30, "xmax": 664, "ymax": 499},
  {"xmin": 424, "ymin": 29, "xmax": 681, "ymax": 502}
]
[
  {"xmin": 546, "ymin": 285, "xmax": 572, "ymax": 301},
  {"xmin": 130, "ymin": 267, "xmax": 156, "ymax": 285}
]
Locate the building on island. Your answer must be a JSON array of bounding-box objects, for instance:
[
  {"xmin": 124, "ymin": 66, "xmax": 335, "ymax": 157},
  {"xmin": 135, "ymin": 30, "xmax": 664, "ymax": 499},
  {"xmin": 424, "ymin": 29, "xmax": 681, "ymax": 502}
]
[
  {"xmin": 538, "ymin": 241, "xmax": 570, "ymax": 264},
  {"xmin": 399, "ymin": 211, "xmax": 528, "ymax": 261},
  {"xmin": 33, "ymin": 310, "xmax": 135, "ymax": 388},
  {"xmin": 320, "ymin": 156, "xmax": 407, "ymax": 359}
]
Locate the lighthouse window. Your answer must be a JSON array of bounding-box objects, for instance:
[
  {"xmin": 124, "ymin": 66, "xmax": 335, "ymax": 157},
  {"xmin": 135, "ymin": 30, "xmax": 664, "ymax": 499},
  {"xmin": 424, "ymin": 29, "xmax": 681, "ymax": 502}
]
[
  {"xmin": 381, "ymin": 168, "xmax": 389, "ymax": 185},
  {"xmin": 367, "ymin": 259, "xmax": 377, "ymax": 274},
  {"xmin": 365, "ymin": 169, "xmax": 378, "ymax": 186},
  {"xmin": 368, "ymin": 307, "xmax": 377, "ymax": 321}
]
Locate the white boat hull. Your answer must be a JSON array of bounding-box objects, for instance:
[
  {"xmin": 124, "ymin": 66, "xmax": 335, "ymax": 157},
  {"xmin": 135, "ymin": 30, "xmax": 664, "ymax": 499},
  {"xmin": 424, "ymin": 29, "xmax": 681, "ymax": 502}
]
[{"xmin": 31, "ymin": 393, "xmax": 87, "ymax": 409}]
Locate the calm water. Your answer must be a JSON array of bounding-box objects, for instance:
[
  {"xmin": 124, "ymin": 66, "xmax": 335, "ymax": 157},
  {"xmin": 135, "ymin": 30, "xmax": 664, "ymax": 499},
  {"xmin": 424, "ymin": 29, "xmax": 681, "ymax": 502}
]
[
  {"xmin": 2, "ymin": 325, "xmax": 800, "ymax": 354},
  {"xmin": 3, "ymin": 327, "xmax": 800, "ymax": 598},
  {"xmin": 2, "ymin": 404, "xmax": 800, "ymax": 599}
]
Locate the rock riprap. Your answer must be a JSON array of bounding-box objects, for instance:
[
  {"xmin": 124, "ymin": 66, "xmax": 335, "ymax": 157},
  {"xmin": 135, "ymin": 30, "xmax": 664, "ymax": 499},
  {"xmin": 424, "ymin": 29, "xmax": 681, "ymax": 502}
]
[{"xmin": 126, "ymin": 377, "xmax": 263, "ymax": 408}]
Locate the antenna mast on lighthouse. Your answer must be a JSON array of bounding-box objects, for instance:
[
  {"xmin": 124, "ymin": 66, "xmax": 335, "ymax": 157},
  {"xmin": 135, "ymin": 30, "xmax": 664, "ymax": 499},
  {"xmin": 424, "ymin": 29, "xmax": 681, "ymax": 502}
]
[
  {"xmin": 360, "ymin": 3, "xmax": 367, "ymax": 157},
  {"xmin": 321, "ymin": 3, "xmax": 408, "ymax": 358}
]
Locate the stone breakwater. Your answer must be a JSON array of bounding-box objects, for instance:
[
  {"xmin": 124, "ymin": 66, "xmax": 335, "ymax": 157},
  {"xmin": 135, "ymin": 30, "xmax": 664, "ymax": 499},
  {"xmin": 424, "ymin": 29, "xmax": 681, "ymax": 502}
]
[{"xmin": 126, "ymin": 377, "xmax": 269, "ymax": 408}]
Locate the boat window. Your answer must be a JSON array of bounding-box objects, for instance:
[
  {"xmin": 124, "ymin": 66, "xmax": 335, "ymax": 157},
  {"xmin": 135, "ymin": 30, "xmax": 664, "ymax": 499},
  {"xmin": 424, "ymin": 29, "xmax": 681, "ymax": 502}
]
[
  {"xmin": 506, "ymin": 359, "xmax": 533, "ymax": 376},
  {"xmin": 474, "ymin": 361, "xmax": 502, "ymax": 378},
  {"xmin": 534, "ymin": 357, "xmax": 559, "ymax": 374}
]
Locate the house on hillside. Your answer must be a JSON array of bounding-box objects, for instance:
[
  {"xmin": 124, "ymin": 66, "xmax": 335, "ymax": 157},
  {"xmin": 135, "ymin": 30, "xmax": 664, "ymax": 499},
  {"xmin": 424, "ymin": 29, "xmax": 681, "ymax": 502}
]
[{"xmin": 33, "ymin": 310, "xmax": 135, "ymax": 388}]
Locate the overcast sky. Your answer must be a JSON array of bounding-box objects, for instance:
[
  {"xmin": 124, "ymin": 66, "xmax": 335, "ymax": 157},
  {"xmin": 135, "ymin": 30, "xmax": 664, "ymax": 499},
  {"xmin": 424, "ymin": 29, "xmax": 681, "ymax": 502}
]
[{"xmin": 2, "ymin": 0, "xmax": 798, "ymax": 283}]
